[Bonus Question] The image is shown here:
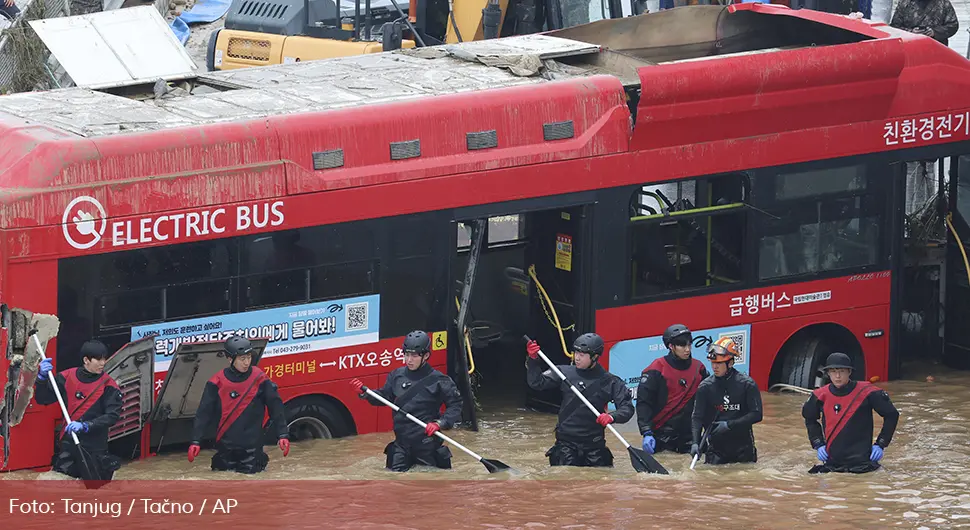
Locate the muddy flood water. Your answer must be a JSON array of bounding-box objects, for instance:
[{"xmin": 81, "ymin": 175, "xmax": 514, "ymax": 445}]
[{"xmin": 5, "ymin": 362, "xmax": 970, "ymax": 528}]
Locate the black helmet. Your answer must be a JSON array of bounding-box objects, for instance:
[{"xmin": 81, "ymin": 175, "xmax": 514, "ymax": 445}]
[
  {"xmin": 662, "ymin": 324, "xmax": 692, "ymax": 348},
  {"xmin": 819, "ymin": 352, "xmax": 853, "ymax": 373},
  {"xmin": 573, "ymin": 333, "xmax": 605, "ymax": 357},
  {"xmin": 224, "ymin": 336, "xmax": 254, "ymax": 359},
  {"xmin": 403, "ymin": 330, "xmax": 431, "ymax": 354}
]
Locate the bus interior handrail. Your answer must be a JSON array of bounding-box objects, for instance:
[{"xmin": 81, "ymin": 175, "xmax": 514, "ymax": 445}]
[{"xmin": 629, "ymin": 201, "xmax": 745, "ymax": 222}]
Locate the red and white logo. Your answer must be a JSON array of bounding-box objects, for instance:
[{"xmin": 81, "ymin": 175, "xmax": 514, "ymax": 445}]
[{"xmin": 62, "ymin": 196, "xmax": 106, "ymax": 250}]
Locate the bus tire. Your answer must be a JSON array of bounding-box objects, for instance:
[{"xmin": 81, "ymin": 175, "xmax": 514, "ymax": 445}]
[
  {"xmin": 285, "ymin": 396, "xmax": 354, "ymax": 442},
  {"xmin": 778, "ymin": 334, "xmax": 831, "ymax": 389}
]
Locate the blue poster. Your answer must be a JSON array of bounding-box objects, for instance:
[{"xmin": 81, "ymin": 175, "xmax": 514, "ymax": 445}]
[
  {"xmin": 131, "ymin": 294, "xmax": 380, "ymax": 372},
  {"xmin": 608, "ymin": 324, "xmax": 751, "ymax": 405}
]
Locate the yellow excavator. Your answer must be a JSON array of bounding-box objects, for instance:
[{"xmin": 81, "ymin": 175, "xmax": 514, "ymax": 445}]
[{"xmin": 205, "ymin": 0, "xmax": 634, "ymax": 70}]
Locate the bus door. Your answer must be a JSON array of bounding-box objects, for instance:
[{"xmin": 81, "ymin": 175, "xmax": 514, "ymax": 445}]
[
  {"xmin": 524, "ymin": 205, "xmax": 592, "ymax": 413},
  {"xmin": 944, "ymin": 155, "xmax": 970, "ymax": 369},
  {"xmin": 451, "ymin": 203, "xmax": 593, "ymax": 429}
]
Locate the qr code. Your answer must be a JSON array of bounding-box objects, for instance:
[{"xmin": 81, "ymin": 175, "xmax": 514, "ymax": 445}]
[
  {"xmin": 719, "ymin": 330, "xmax": 748, "ymax": 364},
  {"xmin": 345, "ymin": 302, "xmax": 368, "ymax": 331}
]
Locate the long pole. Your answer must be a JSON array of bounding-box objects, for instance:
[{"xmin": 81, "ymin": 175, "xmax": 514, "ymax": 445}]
[
  {"xmin": 360, "ymin": 385, "xmax": 511, "ymax": 473},
  {"xmin": 32, "ymin": 334, "xmax": 81, "ymax": 446}
]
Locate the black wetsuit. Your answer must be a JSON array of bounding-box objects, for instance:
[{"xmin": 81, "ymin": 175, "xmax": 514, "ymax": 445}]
[
  {"xmin": 802, "ymin": 380, "xmax": 900, "ymax": 474},
  {"xmin": 35, "ymin": 367, "xmax": 122, "ymax": 480},
  {"xmin": 636, "ymin": 353, "xmax": 708, "ymax": 453},
  {"xmin": 192, "ymin": 364, "xmax": 287, "ymax": 474},
  {"xmin": 362, "ymin": 362, "xmax": 463, "ymax": 472},
  {"xmin": 526, "ymin": 358, "xmax": 634, "ymax": 467},
  {"xmin": 691, "ymin": 367, "xmax": 763, "ymax": 465}
]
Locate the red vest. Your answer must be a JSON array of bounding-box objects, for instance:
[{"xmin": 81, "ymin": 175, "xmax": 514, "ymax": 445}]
[
  {"xmin": 62, "ymin": 368, "xmax": 119, "ymax": 437},
  {"xmin": 812, "ymin": 381, "xmax": 879, "ymax": 450},
  {"xmin": 211, "ymin": 367, "xmax": 267, "ymax": 441},
  {"xmin": 643, "ymin": 356, "xmax": 705, "ymax": 429}
]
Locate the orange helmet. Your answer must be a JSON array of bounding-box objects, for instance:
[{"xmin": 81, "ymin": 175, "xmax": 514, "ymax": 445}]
[{"xmin": 707, "ymin": 337, "xmax": 739, "ymax": 363}]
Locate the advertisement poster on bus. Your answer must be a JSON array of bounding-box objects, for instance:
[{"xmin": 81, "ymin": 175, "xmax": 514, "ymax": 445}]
[
  {"xmin": 608, "ymin": 324, "xmax": 751, "ymax": 407},
  {"xmin": 131, "ymin": 294, "xmax": 380, "ymax": 372}
]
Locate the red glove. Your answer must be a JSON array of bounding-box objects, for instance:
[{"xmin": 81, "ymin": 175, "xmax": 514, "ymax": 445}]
[
  {"xmin": 187, "ymin": 444, "xmax": 200, "ymax": 463},
  {"xmin": 425, "ymin": 422, "xmax": 440, "ymax": 437},
  {"xmin": 278, "ymin": 438, "xmax": 290, "ymax": 457},
  {"xmin": 596, "ymin": 413, "xmax": 614, "ymax": 427},
  {"xmin": 350, "ymin": 378, "xmax": 364, "ymax": 394},
  {"xmin": 526, "ymin": 340, "xmax": 540, "ymax": 360}
]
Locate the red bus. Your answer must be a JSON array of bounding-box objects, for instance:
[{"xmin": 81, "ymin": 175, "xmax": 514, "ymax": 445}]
[{"xmin": 2, "ymin": 4, "xmax": 970, "ymax": 473}]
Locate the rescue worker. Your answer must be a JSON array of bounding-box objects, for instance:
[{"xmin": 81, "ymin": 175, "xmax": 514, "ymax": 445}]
[
  {"xmin": 188, "ymin": 336, "xmax": 289, "ymax": 474},
  {"xmin": 35, "ymin": 340, "xmax": 122, "ymax": 480},
  {"xmin": 637, "ymin": 324, "xmax": 709, "ymax": 455},
  {"xmin": 690, "ymin": 337, "xmax": 762, "ymax": 465},
  {"xmin": 525, "ymin": 333, "xmax": 634, "ymax": 467},
  {"xmin": 890, "ymin": 0, "xmax": 959, "ymax": 46},
  {"xmin": 350, "ymin": 330, "xmax": 462, "ymax": 472},
  {"xmin": 802, "ymin": 352, "xmax": 900, "ymax": 474}
]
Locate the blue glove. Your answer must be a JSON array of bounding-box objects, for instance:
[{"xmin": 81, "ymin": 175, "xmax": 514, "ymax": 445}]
[
  {"xmin": 870, "ymin": 445, "xmax": 884, "ymax": 462},
  {"xmin": 641, "ymin": 433, "xmax": 656, "ymax": 454},
  {"xmin": 816, "ymin": 446, "xmax": 828, "ymax": 462},
  {"xmin": 37, "ymin": 359, "xmax": 53, "ymax": 381},
  {"xmin": 711, "ymin": 421, "xmax": 730, "ymax": 436},
  {"xmin": 65, "ymin": 421, "xmax": 87, "ymax": 434}
]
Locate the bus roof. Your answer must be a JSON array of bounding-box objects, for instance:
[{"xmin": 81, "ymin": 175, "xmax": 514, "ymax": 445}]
[
  {"xmin": 0, "ymin": 34, "xmax": 603, "ymax": 138},
  {"xmin": 2, "ymin": 4, "xmax": 970, "ymax": 238},
  {"xmin": 0, "ymin": 5, "xmax": 887, "ymax": 139}
]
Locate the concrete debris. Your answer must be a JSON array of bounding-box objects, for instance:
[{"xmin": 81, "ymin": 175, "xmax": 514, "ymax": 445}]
[{"xmin": 1, "ymin": 310, "xmax": 59, "ymax": 428}]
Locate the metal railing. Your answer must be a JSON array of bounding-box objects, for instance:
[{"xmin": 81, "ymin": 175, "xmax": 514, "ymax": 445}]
[{"xmin": 0, "ymin": 0, "xmax": 70, "ymax": 91}]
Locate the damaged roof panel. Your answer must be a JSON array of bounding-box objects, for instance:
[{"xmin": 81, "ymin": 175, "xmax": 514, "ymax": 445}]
[{"xmin": 29, "ymin": 6, "xmax": 197, "ymax": 89}]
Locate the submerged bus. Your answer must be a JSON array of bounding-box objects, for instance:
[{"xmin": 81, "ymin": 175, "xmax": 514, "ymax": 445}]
[{"xmin": 2, "ymin": 4, "xmax": 970, "ymax": 472}]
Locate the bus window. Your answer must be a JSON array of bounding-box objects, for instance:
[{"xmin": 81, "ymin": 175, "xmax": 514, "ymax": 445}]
[
  {"xmin": 60, "ymin": 238, "xmax": 237, "ymax": 364},
  {"xmin": 240, "ymin": 223, "xmax": 379, "ymax": 310},
  {"xmin": 58, "ymin": 211, "xmax": 446, "ymax": 364},
  {"xmin": 758, "ymin": 163, "xmax": 885, "ymax": 280},
  {"xmin": 99, "ymin": 289, "xmax": 163, "ymax": 330},
  {"xmin": 773, "ymin": 164, "xmax": 866, "ymax": 200},
  {"xmin": 458, "ymin": 222, "xmax": 471, "ymax": 249},
  {"xmin": 382, "ymin": 212, "xmax": 448, "ymax": 338},
  {"xmin": 97, "ymin": 240, "xmax": 236, "ymax": 327},
  {"xmin": 382, "ymin": 255, "xmax": 437, "ymax": 337},
  {"xmin": 459, "ymin": 215, "xmax": 526, "ymax": 250},
  {"xmin": 166, "ymin": 279, "xmax": 231, "ymax": 319},
  {"xmin": 309, "ymin": 260, "xmax": 379, "ymax": 302},
  {"xmin": 487, "ymin": 215, "xmax": 525, "ymax": 245},
  {"xmin": 629, "ymin": 173, "xmax": 749, "ymax": 298}
]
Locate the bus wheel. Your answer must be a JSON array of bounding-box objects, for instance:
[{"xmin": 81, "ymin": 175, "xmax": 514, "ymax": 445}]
[
  {"xmin": 778, "ymin": 334, "xmax": 832, "ymax": 389},
  {"xmin": 284, "ymin": 397, "xmax": 354, "ymax": 442}
]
